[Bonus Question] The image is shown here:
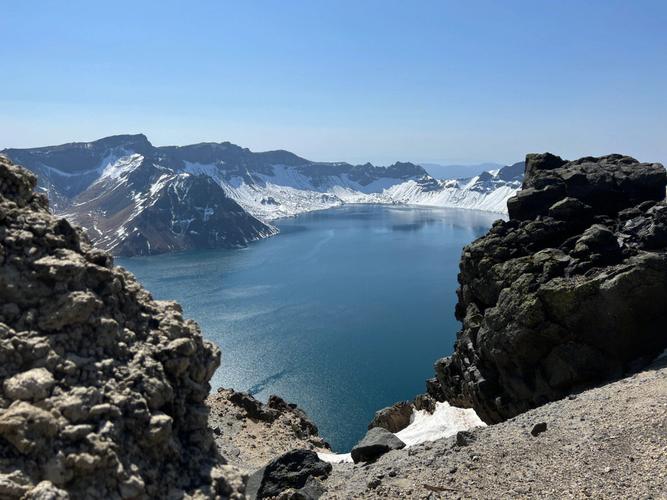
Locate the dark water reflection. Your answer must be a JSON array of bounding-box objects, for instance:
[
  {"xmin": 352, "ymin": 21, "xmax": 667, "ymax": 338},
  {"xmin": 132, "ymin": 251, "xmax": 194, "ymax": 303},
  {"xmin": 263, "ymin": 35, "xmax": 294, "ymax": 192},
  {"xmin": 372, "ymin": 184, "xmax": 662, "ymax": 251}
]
[{"xmin": 119, "ymin": 205, "xmax": 500, "ymax": 451}]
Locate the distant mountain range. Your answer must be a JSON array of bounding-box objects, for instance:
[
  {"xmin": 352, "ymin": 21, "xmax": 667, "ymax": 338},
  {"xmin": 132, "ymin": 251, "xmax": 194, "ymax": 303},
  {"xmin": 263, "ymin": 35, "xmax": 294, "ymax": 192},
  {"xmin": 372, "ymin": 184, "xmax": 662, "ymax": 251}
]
[
  {"xmin": 419, "ymin": 162, "xmax": 504, "ymax": 180},
  {"xmin": 2, "ymin": 134, "xmax": 523, "ymax": 256}
]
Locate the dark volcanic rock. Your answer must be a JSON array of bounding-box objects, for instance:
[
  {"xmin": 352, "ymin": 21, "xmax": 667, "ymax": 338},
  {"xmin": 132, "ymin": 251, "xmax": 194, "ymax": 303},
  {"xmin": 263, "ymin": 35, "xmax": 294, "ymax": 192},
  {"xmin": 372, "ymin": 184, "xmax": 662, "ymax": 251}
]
[
  {"xmin": 368, "ymin": 400, "xmax": 413, "ymax": 433},
  {"xmin": 508, "ymin": 153, "xmax": 665, "ymax": 220},
  {"xmin": 531, "ymin": 422, "xmax": 548, "ymax": 437},
  {"xmin": 413, "ymin": 393, "xmax": 437, "ymax": 413},
  {"xmin": 429, "ymin": 153, "xmax": 667, "ymax": 424},
  {"xmin": 245, "ymin": 449, "xmax": 331, "ymax": 499},
  {"xmin": 228, "ymin": 390, "xmax": 277, "ymax": 422},
  {"xmin": 0, "ymin": 157, "xmax": 243, "ymax": 497},
  {"xmin": 111, "ymin": 173, "xmax": 276, "ymax": 256},
  {"xmin": 455, "ymin": 430, "xmax": 477, "ymax": 447},
  {"xmin": 351, "ymin": 427, "xmax": 406, "ymax": 463}
]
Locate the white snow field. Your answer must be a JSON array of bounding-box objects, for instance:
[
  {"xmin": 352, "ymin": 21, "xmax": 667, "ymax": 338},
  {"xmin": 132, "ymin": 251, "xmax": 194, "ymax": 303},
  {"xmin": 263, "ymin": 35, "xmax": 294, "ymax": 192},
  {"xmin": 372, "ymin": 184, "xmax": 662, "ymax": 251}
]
[
  {"xmin": 318, "ymin": 402, "xmax": 486, "ymax": 464},
  {"xmin": 183, "ymin": 162, "xmax": 520, "ymax": 222}
]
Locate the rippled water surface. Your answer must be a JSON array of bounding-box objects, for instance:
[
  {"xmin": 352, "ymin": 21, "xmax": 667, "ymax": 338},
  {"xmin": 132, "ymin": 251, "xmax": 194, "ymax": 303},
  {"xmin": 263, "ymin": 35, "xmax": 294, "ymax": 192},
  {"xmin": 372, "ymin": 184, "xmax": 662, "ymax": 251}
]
[{"xmin": 119, "ymin": 205, "xmax": 498, "ymax": 451}]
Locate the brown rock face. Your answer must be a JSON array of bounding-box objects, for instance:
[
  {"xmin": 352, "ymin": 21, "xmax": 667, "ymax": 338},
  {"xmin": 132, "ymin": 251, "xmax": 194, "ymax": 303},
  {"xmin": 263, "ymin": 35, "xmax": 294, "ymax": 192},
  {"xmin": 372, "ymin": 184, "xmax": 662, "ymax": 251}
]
[
  {"xmin": 430, "ymin": 153, "xmax": 667, "ymax": 423},
  {"xmin": 367, "ymin": 401, "xmax": 413, "ymax": 433},
  {"xmin": 0, "ymin": 156, "xmax": 244, "ymax": 498}
]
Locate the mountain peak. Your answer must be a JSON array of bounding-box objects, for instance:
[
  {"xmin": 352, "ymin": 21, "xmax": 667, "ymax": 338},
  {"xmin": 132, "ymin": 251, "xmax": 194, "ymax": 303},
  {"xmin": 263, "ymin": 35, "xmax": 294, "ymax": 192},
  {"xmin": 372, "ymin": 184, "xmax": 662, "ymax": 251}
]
[{"xmin": 91, "ymin": 133, "xmax": 153, "ymax": 151}]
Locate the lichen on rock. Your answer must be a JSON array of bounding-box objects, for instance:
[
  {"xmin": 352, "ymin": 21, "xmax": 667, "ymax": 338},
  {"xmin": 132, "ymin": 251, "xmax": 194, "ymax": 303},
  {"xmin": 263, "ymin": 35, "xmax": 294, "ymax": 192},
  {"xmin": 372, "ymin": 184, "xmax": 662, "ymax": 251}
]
[
  {"xmin": 0, "ymin": 155, "xmax": 244, "ymax": 498},
  {"xmin": 429, "ymin": 153, "xmax": 667, "ymax": 423}
]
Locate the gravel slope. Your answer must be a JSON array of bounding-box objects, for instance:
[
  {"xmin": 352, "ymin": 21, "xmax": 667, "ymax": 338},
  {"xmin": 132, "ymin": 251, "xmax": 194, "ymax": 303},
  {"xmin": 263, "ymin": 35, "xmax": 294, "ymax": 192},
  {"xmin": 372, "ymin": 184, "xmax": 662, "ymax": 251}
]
[{"xmin": 322, "ymin": 359, "xmax": 667, "ymax": 499}]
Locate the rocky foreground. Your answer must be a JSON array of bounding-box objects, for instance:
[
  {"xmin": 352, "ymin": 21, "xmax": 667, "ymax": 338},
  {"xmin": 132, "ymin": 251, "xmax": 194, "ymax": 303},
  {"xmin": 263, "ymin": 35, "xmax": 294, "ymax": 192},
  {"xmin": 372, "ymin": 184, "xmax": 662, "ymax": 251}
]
[
  {"xmin": 0, "ymin": 156, "xmax": 244, "ymax": 498},
  {"xmin": 323, "ymin": 357, "xmax": 667, "ymax": 499}
]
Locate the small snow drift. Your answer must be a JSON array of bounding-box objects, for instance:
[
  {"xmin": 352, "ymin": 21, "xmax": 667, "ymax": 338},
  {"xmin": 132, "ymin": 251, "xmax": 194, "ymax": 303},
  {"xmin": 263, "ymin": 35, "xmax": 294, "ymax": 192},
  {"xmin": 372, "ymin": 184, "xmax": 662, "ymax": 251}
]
[
  {"xmin": 318, "ymin": 402, "xmax": 486, "ymax": 464},
  {"xmin": 395, "ymin": 401, "xmax": 486, "ymax": 447}
]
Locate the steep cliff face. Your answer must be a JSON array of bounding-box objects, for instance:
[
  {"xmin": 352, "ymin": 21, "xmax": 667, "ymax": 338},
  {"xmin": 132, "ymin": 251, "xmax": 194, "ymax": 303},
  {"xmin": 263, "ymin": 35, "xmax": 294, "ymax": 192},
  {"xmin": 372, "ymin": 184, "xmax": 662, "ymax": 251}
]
[
  {"xmin": 69, "ymin": 166, "xmax": 277, "ymax": 257},
  {"xmin": 0, "ymin": 156, "xmax": 243, "ymax": 498},
  {"xmin": 429, "ymin": 153, "xmax": 667, "ymax": 423}
]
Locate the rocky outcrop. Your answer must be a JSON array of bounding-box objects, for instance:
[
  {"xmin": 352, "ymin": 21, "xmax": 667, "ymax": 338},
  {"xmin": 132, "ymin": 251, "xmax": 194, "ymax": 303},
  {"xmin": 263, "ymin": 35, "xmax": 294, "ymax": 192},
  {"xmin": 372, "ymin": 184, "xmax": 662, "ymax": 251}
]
[
  {"xmin": 428, "ymin": 153, "xmax": 667, "ymax": 423},
  {"xmin": 350, "ymin": 428, "xmax": 406, "ymax": 463},
  {"xmin": 367, "ymin": 401, "xmax": 413, "ymax": 433},
  {"xmin": 245, "ymin": 449, "xmax": 332, "ymax": 500},
  {"xmin": 208, "ymin": 389, "xmax": 329, "ymax": 471},
  {"xmin": 367, "ymin": 394, "xmax": 438, "ymax": 434},
  {"xmin": 0, "ymin": 156, "xmax": 243, "ymax": 497}
]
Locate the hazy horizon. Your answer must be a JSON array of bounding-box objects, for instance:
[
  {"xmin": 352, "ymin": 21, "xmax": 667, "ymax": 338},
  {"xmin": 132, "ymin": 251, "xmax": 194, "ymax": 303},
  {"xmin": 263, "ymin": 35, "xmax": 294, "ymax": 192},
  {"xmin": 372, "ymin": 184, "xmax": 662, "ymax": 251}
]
[{"xmin": 2, "ymin": 1, "xmax": 666, "ymax": 165}]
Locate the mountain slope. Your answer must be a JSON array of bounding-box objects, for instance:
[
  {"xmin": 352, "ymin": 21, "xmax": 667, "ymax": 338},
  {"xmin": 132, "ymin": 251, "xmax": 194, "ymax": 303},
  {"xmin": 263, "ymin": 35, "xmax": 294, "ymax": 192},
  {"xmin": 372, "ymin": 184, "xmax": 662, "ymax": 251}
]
[
  {"xmin": 2, "ymin": 137, "xmax": 277, "ymax": 256},
  {"xmin": 64, "ymin": 158, "xmax": 277, "ymax": 256},
  {"xmin": 3, "ymin": 135, "xmax": 522, "ymax": 255}
]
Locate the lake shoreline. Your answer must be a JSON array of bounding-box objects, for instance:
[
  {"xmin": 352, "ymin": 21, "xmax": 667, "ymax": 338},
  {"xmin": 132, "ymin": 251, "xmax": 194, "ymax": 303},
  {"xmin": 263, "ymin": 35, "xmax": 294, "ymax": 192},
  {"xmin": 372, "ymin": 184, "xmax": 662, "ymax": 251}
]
[{"xmin": 120, "ymin": 205, "xmax": 498, "ymax": 450}]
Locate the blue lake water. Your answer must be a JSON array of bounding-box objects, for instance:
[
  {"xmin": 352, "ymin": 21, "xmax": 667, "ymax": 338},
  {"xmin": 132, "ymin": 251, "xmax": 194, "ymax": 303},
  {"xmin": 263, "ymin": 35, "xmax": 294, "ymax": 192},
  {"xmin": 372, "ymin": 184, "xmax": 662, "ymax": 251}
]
[{"xmin": 118, "ymin": 205, "xmax": 498, "ymax": 451}]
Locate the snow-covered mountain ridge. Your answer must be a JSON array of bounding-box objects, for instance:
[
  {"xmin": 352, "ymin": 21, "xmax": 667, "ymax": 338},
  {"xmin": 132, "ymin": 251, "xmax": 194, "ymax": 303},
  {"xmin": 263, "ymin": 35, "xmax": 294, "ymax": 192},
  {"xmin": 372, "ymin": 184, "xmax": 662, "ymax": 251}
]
[{"xmin": 2, "ymin": 134, "xmax": 522, "ymax": 255}]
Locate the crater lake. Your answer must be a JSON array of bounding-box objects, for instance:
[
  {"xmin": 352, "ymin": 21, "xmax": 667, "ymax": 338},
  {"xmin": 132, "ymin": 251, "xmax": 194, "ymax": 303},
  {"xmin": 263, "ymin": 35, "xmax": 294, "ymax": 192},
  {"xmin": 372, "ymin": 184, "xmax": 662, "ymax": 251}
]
[{"xmin": 118, "ymin": 205, "xmax": 499, "ymax": 451}]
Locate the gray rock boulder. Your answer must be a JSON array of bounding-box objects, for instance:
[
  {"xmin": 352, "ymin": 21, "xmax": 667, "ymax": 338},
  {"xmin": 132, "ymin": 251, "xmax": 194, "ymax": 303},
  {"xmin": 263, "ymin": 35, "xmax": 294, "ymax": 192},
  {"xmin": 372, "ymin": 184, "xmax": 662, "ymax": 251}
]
[
  {"xmin": 3, "ymin": 368, "xmax": 55, "ymax": 402},
  {"xmin": 429, "ymin": 153, "xmax": 667, "ymax": 424},
  {"xmin": 351, "ymin": 427, "xmax": 406, "ymax": 463}
]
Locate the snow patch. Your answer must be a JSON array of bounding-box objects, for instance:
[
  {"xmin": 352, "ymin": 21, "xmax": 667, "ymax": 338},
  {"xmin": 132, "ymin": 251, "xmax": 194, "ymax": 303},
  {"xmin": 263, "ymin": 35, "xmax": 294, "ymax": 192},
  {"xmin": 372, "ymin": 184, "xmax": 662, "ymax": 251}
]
[
  {"xmin": 317, "ymin": 452, "xmax": 353, "ymax": 464},
  {"xmin": 173, "ymin": 162, "xmax": 519, "ymax": 221},
  {"xmin": 318, "ymin": 402, "xmax": 486, "ymax": 464},
  {"xmin": 395, "ymin": 401, "xmax": 486, "ymax": 447},
  {"xmin": 99, "ymin": 154, "xmax": 144, "ymax": 180}
]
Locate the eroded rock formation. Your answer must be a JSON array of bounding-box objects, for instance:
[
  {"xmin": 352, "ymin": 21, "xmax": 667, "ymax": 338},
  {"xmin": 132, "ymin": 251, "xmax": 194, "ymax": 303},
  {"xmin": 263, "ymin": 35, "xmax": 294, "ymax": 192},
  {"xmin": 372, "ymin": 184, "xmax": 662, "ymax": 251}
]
[
  {"xmin": 208, "ymin": 389, "xmax": 330, "ymax": 471},
  {"xmin": 0, "ymin": 156, "xmax": 243, "ymax": 498},
  {"xmin": 429, "ymin": 153, "xmax": 667, "ymax": 423}
]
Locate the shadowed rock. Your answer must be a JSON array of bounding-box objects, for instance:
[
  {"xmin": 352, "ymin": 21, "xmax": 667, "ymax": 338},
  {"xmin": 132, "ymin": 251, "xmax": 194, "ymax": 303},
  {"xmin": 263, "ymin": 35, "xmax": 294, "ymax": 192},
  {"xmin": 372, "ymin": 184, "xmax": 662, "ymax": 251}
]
[
  {"xmin": 429, "ymin": 153, "xmax": 667, "ymax": 424},
  {"xmin": 245, "ymin": 449, "xmax": 332, "ymax": 499},
  {"xmin": 351, "ymin": 427, "xmax": 406, "ymax": 463}
]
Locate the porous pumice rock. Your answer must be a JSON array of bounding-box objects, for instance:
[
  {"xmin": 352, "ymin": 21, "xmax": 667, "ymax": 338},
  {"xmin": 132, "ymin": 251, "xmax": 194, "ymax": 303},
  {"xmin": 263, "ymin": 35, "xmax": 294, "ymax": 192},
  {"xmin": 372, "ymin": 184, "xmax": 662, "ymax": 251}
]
[
  {"xmin": 0, "ymin": 155, "xmax": 244, "ymax": 498},
  {"xmin": 3, "ymin": 368, "xmax": 55, "ymax": 401},
  {"xmin": 429, "ymin": 153, "xmax": 667, "ymax": 423}
]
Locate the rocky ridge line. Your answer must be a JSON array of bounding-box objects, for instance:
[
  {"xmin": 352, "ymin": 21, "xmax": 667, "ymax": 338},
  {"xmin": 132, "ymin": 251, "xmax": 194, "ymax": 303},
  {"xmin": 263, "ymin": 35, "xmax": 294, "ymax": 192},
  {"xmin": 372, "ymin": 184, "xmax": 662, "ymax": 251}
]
[{"xmin": 3, "ymin": 134, "xmax": 523, "ymax": 256}]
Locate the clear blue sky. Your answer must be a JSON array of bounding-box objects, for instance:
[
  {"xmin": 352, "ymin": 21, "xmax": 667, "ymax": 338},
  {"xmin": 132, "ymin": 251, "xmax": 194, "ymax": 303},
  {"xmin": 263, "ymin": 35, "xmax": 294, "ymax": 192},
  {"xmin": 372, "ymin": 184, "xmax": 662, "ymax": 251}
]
[{"xmin": 1, "ymin": 1, "xmax": 665, "ymax": 165}]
